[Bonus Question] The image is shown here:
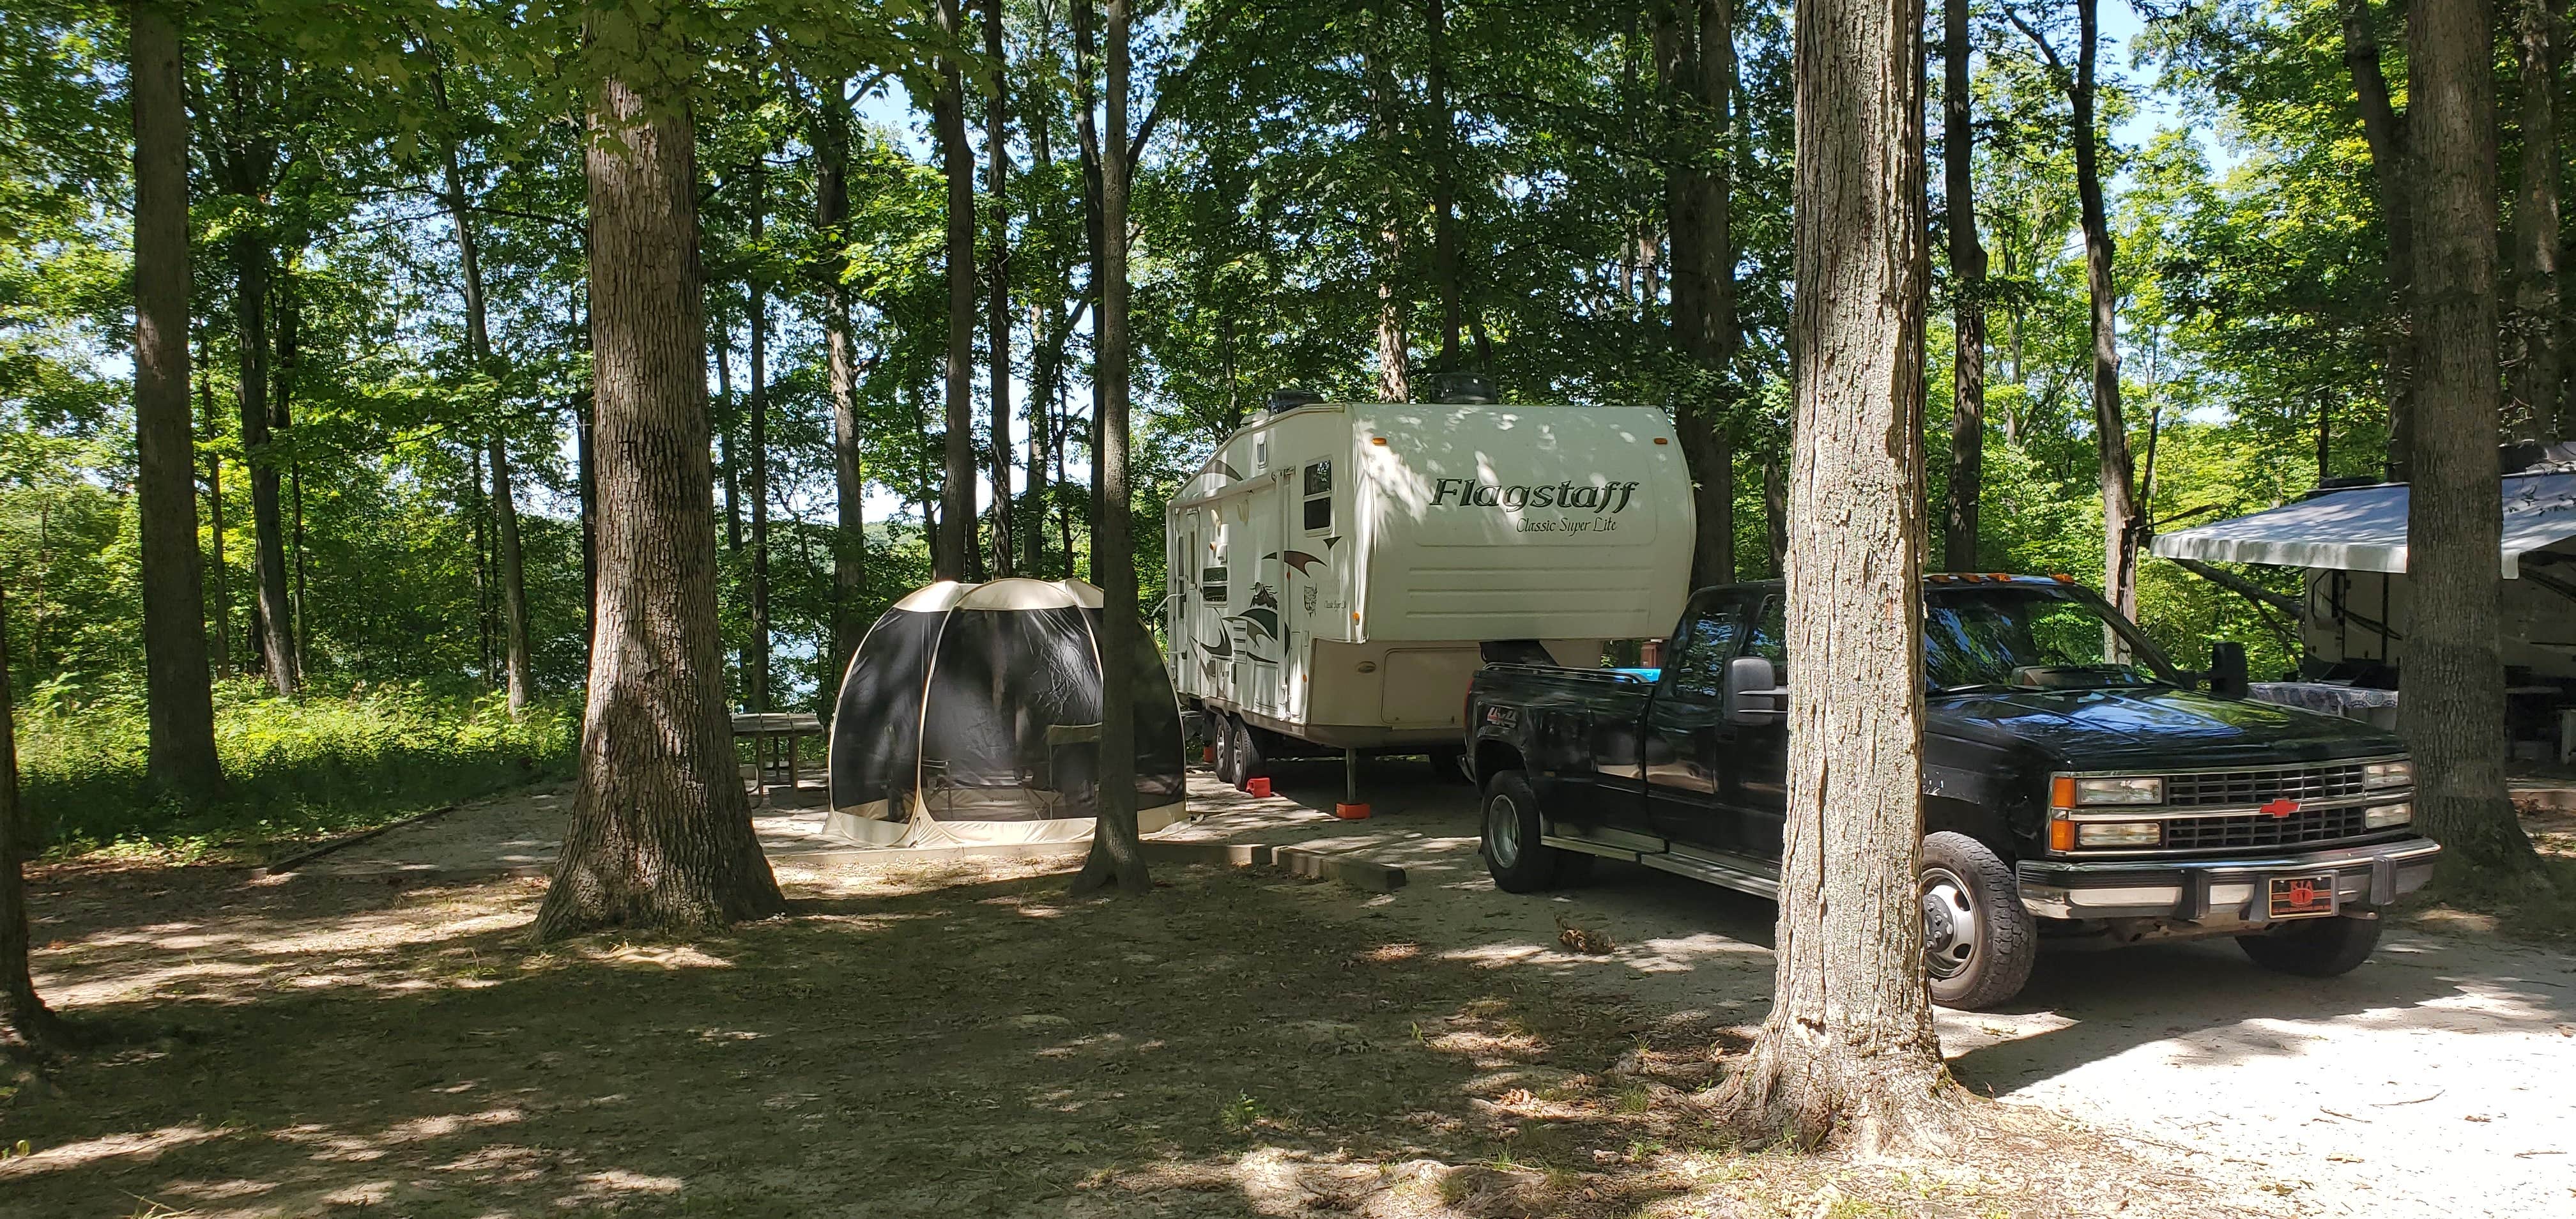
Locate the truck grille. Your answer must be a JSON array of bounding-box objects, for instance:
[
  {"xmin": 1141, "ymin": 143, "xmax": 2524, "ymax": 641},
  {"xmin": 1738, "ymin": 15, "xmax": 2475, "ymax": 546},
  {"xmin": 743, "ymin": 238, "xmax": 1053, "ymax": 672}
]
[
  {"xmin": 2161, "ymin": 806, "xmax": 2373, "ymax": 851},
  {"xmin": 2162, "ymin": 763, "xmax": 2368, "ymax": 808}
]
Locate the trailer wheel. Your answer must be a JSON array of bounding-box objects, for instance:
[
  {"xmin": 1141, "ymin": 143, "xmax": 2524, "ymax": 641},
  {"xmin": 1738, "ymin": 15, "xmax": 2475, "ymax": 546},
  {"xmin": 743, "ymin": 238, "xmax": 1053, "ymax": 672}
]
[
  {"xmin": 1211, "ymin": 714, "xmax": 1241, "ymax": 785},
  {"xmin": 1481, "ymin": 771, "xmax": 1576, "ymax": 893},
  {"xmin": 1920, "ymin": 831, "xmax": 2039, "ymax": 1010},
  {"xmin": 1230, "ymin": 719, "xmax": 1268, "ymax": 789}
]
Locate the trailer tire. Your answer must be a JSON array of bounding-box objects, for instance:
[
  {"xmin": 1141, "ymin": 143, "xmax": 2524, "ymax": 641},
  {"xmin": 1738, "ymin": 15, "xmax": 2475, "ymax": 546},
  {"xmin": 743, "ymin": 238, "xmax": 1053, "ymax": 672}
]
[
  {"xmin": 2237, "ymin": 915, "xmax": 2381, "ymax": 977},
  {"xmin": 1481, "ymin": 771, "xmax": 1575, "ymax": 893},
  {"xmin": 1920, "ymin": 832, "xmax": 2039, "ymax": 1010},
  {"xmin": 1212, "ymin": 714, "xmax": 1241, "ymax": 785},
  {"xmin": 1230, "ymin": 719, "xmax": 1268, "ymax": 789}
]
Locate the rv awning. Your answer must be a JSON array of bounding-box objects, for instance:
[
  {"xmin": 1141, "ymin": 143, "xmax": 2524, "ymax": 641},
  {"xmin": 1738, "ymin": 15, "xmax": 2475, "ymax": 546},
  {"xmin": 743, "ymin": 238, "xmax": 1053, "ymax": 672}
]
[{"xmin": 2148, "ymin": 471, "xmax": 2576, "ymax": 578}]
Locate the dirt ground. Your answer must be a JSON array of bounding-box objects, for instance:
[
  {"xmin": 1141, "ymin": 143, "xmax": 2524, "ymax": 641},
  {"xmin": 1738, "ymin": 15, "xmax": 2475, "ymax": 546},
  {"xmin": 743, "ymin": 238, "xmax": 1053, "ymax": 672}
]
[
  {"xmin": 6, "ymin": 837, "xmax": 2261, "ymax": 1216},
  {"xmin": 6, "ymin": 761, "xmax": 2567, "ymax": 1218}
]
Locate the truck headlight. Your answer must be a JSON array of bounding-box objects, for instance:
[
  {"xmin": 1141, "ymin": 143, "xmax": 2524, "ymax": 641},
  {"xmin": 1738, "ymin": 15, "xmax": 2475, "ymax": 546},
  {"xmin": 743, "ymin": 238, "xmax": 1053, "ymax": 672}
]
[
  {"xmin": 2074, "ymin": 776, "xmax": 2164, "ymax": 806},
  {"xmin": 2076, "ymin": 821, "xmax": 2163, "ymax": 847},
  {"xmin": 2365, "ymin": 802, "xmax": 2412, "ymax": 829},
  {"xmin": 2363, "ymin": 760, "xmax": 2413, "ymax": 790}
]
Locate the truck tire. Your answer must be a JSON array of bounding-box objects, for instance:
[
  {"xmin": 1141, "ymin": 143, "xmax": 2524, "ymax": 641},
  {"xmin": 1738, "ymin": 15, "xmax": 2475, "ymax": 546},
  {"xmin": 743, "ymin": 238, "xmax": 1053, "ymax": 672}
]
[
  {"xmin": 1429, "ymin": 747, "xmax": 1469, "ymax": 785},
  {"xmin": 1212, "ymin": 714, "xmax": 1241, "ymax": 785},
  {"xmin": 1480, "ymin": 771, "xmax": 1578, "ymax": 893},
  {"xmin": 1920, "ymin": 831, "xmax": 2039, "ymax": 1010},
  {"xmin": 2237, "ymin": 916, "xmax": 2381, "ymax": 977},
  {"xmin": 1230, "ymin": 718, "xmax": 1268, "ymax": 789}
]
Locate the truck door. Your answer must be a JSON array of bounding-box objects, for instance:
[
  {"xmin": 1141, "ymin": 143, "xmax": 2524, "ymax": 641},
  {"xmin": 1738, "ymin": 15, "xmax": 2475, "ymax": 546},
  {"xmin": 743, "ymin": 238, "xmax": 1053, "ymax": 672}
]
[
  {"xmin": 1728, "ymin": 594, "xmax": 1792, "ymax": 859},
  {"xmin": 1644, "ymin": 593, "xmax": 1752, "ymax": 851}
]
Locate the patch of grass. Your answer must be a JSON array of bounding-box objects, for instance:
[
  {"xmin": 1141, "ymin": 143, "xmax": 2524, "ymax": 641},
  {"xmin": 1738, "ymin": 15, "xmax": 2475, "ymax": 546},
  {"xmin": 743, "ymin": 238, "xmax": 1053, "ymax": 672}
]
[{"xmin": 19, "ymin": 677, "xmax": 577, "ymax": 859}]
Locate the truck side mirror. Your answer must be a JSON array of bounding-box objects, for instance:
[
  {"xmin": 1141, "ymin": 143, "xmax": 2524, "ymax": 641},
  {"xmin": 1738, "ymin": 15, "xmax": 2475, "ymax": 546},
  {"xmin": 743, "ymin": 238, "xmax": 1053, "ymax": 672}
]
[
  {"xmin": 1725, "ymin": 656, "xmax": 1786, "ymax": 726},
  {"xmin": 2209, "ymin": 642, "xmax": 2250, "ymax": 700}
]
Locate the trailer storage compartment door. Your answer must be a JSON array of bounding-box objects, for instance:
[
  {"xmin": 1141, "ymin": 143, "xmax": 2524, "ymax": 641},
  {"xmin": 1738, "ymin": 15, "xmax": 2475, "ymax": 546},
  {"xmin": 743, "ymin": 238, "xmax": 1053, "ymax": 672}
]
[{"xmin": 1379, "ymin": 648, "xmax": 1480, "ymax": 727}]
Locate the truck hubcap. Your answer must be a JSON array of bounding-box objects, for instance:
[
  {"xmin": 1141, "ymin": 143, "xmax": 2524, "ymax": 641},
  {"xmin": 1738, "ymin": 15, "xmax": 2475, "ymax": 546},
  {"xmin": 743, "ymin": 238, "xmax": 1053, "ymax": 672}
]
[
  {"xmin": 1486, "ymin": 794, "xmax": 1522, "ymax": 867},
  {"xmin": 1921, "ymin": 868, "xmax": 1979, "ymax": 980}
]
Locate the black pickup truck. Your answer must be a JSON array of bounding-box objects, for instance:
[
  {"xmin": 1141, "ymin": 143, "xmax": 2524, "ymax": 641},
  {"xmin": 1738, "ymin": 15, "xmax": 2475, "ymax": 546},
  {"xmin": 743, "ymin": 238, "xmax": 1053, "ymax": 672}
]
[{"xmin": 1463, "ymin": 574, "xmax": 2441, "ymax": 1009}]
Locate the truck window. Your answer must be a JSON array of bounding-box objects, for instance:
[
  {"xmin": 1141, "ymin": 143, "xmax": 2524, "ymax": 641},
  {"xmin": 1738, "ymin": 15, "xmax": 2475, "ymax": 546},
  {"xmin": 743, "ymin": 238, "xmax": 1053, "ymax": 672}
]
[
  {"xmin": 1302, "ymin": 461, "xmax": 1333, "ymax": 532},
  {"xmin": 1664, "ymin": 600, "xmax": 1749, "ymax": 699},
  {"xmin": 1747, "ymin": 595, "xmax": 1790, "ymax": 685}
]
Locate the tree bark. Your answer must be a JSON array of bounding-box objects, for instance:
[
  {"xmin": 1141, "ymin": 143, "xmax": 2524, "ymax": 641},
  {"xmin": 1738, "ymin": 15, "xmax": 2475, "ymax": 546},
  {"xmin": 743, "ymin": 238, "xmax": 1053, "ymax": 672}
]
[
  {"xmin": 1721, "ymin": 0, "xmax": 1951, "ymax": 1151},
  {"xmin": 1073, "ymin": 0, "xmax": 1151, "ymax": 897},
  {"xmin": 2341, "ymin": 0, "xmax": 2416, "ymax": 479},
  {"xmin": 536, "ymin": 26, "xmax": 786, "ymax": 939},
  {"xmin": 1661, "ymin": 0, "xmax": 1740, "ymax": 589},
  {"xmin": 2403, "ymin": 0, "xmax": 2543, "ymax": 876},
  {"xmin": 814, "ymin": 88, "xmax": 870, "ymax": 680},
  {"xmin": 747, "ymin": 159, "xmax": 772, "ymax": 714},
  {"xmin": 714, "ymin": 333, "xmax": 742, "ymax": 554},
  {"xmin": 986, "ymin": 0, "xmax": 1018, "ymax": 578},
  {"xmin": 1940, "ymin": 0, "xmax": 1988, "ymax": 572},
  {"xmin": 2511, "ymin": 0, "xmax": 2561, "ymax": 441},
  {"xmin": 440, "ymin": 132, "xmax": 534, "ymax": 713},
  {"xmin": 935, "ymin": 0, "xmax": 979, "ymax": 582},
  {"xmin": 1, "ymin": 586, "xmax": 70, "ymax": 1057},
  {"xmin": 131, "ymin": 4, "xmax": 220, "ymax": 793}
]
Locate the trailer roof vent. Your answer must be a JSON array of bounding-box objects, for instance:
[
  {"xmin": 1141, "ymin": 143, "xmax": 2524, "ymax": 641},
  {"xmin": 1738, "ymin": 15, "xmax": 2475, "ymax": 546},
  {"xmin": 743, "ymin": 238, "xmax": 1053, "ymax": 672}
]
[
  {"xmin": 1431, "ymin": 373, "xmax": 1495, "ymax": 404},
  {"xmin": 1267, "ymin": 388, "xmax": 1324, "ymax": 414}
]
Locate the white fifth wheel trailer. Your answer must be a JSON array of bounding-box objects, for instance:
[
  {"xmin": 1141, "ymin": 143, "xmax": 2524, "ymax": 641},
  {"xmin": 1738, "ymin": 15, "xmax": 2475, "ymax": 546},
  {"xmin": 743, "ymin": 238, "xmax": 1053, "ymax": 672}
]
[{"xmin": 1165, "ymin": 395, "xmax": 1695, "ymax": 796}]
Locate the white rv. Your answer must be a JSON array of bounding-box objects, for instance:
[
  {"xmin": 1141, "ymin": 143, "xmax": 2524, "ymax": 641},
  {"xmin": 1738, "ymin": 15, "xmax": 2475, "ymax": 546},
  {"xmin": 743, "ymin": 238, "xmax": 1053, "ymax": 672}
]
[{"xmin": 1165, "ymin": 397, "xmax": 1696, "ymax": 786}]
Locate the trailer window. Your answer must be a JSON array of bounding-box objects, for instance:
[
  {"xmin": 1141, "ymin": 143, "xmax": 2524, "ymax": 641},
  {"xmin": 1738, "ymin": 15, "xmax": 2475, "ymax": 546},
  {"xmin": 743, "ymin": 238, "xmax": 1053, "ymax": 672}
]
[
  {"xmin": 1302, "ymin": 461, "xmax": 1333, "ymax": 532},
  {"xmin": 1201, "ymin": 567, "xmax": 1229, "ymax": 605}
]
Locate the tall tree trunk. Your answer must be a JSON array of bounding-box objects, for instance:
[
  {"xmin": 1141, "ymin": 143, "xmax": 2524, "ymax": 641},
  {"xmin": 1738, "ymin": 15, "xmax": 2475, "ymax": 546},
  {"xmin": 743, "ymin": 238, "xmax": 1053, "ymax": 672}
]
[
  {"xmin": 2513, "ymin": 0, "xmax": 2562, "ymax": 441},
  {"xmin": 203, "ymin": 367, "xmax": 229, "ymax": 678},
  {"xmin": 815, "ymin": 90, "xmax": 870, "ymax": 679},
  {"xmin": 2341, "ymin": 0, "xmax": 2416, "ymax": 479},
  {"xmin": 2404, "ymin": 0, "xmax": 2543, "ymax": 875},
  {"xmin": 1367, "ymin": 4, "xmax": 1412, "ymax": 403},
  {"xmin": 1722, "ymin": 0, "xmax": 1949, "ymax": 1149},
  {"xmin": 576, "ymin": 302, "xmax": 599, "ymax": 657},
  {"xmin": 1427, "ymin": 0, "xmax": 1462, "ymax": 368},
  {"xmin": 1073, "ymin": 0, "xmax": 1151, "ymax": 896},
  {"xmin": 131, "ymin": 4, "xmax": 220, "ymax": 793},
  {"xmin": 1662, "ymin": 0, "xmax": 1740, "ymax": 588},
  {"xmin": 2012, "ymin": 1, "xmax": 2138, "ymax": 625},
  {"xmin": 1074, "ymin": 0, "xmax": 1105, "ymax": 571},
  {"xmin": 986, "ymin": 0, "xmax": 1018, "ymax": 578},
  {"xmin": 714, "ymin": 334, "xmax": 742, "ymax": 553},
  {"xmin": 535, "ymin": 23, "xmax": 786, "ymax": 939},
  {"xmin": 1940, "ymin": 0, "xmax": 1988, "ymax": 572},
  {"xmin": 0, "ymin": 586, "xmax": 68, "ymax": 1055},
  {"xmin": 232, "ymin": 231, "xmax": 296, "ymax": 694},
  {"xmin": 442, "ymin": 135, "xmax": 533, "ymax": 712},
  {"xmin": 935, "ymin": 0, "xmax": 979, "ymax": 582},
  {"xmin": 747, "ymin": 161, "xmax": 772, "ymax": 713}
]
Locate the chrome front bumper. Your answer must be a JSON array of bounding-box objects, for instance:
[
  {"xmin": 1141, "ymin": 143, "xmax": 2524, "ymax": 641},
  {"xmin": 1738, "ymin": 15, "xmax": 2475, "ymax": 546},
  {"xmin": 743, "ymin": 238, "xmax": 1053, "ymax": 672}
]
[{"xmin": 2014, "ymin": 836, "xmax": 2442, "ymax": 923}]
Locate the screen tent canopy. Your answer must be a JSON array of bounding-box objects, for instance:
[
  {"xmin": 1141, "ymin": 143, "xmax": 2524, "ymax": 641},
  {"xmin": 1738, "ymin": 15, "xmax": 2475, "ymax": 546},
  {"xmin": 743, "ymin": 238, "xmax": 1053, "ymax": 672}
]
[{"xmin": 2148, "ymin": 471, "xmax": 2576, "ymax": 579}]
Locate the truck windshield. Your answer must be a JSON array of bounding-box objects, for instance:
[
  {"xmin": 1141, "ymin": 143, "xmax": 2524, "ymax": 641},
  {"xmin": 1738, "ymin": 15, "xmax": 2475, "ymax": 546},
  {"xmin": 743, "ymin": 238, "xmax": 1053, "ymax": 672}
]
[{"xmin": 1924, "ymin": 585, "xmax": 2182, "ymax": 694}]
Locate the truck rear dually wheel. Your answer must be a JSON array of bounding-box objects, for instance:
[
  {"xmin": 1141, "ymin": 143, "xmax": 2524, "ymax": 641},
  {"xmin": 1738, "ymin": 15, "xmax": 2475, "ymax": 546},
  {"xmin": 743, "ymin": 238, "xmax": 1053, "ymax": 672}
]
[
  {"xmin": 2237, "ymin": 915, "xmax": 2380, "ymax": 977},
  {"xmin": 1920, "ymin": 831, "xmax": 2039, "ymax": 1010},
  {"xmin": 1480, "ymin": 771, "xmax": 1583, "ymax": 892}
]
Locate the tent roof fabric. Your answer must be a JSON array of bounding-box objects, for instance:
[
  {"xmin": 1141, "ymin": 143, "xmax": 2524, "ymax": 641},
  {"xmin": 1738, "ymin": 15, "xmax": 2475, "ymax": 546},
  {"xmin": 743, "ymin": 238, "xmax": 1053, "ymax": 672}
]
[
  {"xmin": 2147, "ymin": 471, "xmax": 2576, "ymax": 578},
  {"xmin": 890, "ymin": 578, "xmax": 1107, "ymax": 613}
]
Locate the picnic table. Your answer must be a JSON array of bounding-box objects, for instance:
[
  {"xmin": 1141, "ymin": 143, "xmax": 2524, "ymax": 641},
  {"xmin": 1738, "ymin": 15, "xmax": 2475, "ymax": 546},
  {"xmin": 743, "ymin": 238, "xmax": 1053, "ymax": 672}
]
[{"xmin": 732, "ymin": 712, "xmax": 825, "ymax": 801}]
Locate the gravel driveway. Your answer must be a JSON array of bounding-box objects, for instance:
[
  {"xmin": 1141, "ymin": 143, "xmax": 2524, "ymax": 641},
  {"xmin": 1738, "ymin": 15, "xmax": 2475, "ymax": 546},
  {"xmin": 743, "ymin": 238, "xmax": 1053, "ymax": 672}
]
[{"xmin": 1169, "ymin": 758, "xmax": 2576, "ymax": 1219}]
